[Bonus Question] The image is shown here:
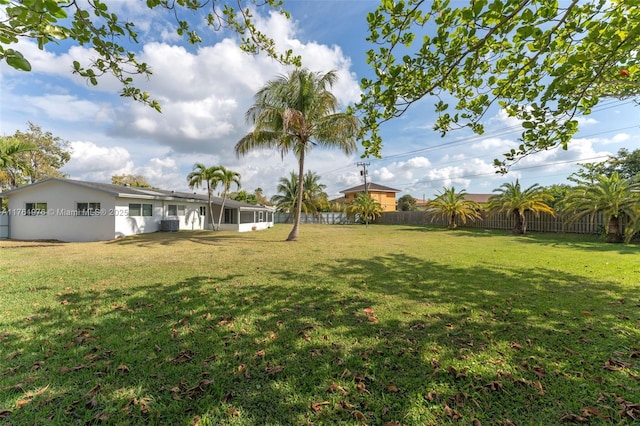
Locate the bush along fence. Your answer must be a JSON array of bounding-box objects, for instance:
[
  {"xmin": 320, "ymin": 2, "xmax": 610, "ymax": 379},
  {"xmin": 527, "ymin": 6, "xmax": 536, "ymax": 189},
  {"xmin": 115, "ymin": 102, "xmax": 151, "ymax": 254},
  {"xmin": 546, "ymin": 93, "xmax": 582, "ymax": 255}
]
[{"xmin": 374, "ymin": 210, "xmax": 627, "ymax": 235}]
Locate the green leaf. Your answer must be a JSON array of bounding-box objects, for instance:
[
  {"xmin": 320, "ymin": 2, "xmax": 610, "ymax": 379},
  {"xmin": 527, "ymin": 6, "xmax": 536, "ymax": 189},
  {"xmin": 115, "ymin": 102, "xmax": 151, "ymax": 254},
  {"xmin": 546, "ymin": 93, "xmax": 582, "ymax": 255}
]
[{"xmin": 5, "ymin": 50, "xmax": 31, "ymax": 71}]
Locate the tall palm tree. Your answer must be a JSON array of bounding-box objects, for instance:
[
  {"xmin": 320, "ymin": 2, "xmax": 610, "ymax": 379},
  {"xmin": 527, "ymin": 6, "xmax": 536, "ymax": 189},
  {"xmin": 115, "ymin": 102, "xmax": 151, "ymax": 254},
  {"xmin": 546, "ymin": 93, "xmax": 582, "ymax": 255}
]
[
  {"xmin": 187, "ymin": 163, "xmax": 221, "ymax": 229},
  {"xmin": 346, "ymin": 193, "xmax": 383, "ymax": 226},
  {"xmin": 425, "ymin": 186, "xmax": 482, "ymax": 229},
  {"xmin": 235, "ymin": 68, "xmax": 361, "ymax": 241},
  {"xmin": 214, "ymin": 166, "xmax": 241, "ymax": 231},
  {"xmin": 560, "ymin": 172, "xmax": 640, "ymax": 243},
  {"xmin": 487, "ymin": 180, "xmax": 555, "ymax": 235}
]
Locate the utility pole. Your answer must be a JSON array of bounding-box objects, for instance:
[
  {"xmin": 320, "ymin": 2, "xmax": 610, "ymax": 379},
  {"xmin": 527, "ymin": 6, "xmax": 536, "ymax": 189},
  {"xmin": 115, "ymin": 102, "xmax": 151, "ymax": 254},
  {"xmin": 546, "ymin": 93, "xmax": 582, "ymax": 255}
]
[{"xmin": 357, "ymin": 162, "xmax": 370, "ymax": 195}]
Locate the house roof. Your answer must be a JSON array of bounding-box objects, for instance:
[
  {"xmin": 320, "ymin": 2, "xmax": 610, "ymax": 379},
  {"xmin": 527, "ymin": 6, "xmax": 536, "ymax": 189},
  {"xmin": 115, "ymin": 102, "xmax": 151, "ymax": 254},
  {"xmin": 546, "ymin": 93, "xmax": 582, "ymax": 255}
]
[
  {"xmin": 464, "ymin": 194, "xmax": 493, "ymax": 203},
  {"xmin": 340, "ymin": 182, "xmax": 401, "ymax": 194},
  {"xmin": 2, "ymin": 178, "xmax": 273, "ymax": 210}
]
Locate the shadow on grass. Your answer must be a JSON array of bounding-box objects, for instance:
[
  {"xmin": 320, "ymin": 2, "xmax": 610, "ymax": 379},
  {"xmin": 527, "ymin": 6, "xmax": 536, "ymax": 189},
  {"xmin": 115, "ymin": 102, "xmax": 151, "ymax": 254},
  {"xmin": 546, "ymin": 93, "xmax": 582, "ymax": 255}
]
[
  {"xmin": 105, "ymin": 230, "xmax": 285, "ymax": 247},
  {"xmin": 395, "ymin": 225, "xmax": 640, "ymax": 254},
  {"xmin": 1, "ymin": 254, "xmax": 639, "ymax": 424}
]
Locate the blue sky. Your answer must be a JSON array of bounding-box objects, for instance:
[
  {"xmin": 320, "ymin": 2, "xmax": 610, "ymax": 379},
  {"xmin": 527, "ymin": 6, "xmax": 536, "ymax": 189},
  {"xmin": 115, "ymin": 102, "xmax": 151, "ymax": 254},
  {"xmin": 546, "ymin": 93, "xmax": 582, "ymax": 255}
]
[{"xmin": 1, "ymin": 0, "xmax": 638, "ymax": 201}]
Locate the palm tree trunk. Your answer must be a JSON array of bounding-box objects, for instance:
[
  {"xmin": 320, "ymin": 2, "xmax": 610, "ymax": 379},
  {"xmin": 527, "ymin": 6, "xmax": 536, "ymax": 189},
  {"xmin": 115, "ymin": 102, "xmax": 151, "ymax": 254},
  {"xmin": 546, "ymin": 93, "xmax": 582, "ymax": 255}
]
[
  {"xmin": 513, "ymin": 210, "xmax": 524, "ymax": 235},
  {"xmin": 449, "ymin": 213, "xmax": 457, "ymax": 229},
  {"xmin": 207, "ymin": 183, "xmax": 215, "ymax": 231},
  {"xmin": 287, "ymin": 149, "xmax": 305, "ymax": 241},
  {"xmin": 217, "ymin": 194, "xmax": 227, "ymax": 231},
  {"xmin": 606, "ymin": 215, "xmax": 623, "ymax": 243}
]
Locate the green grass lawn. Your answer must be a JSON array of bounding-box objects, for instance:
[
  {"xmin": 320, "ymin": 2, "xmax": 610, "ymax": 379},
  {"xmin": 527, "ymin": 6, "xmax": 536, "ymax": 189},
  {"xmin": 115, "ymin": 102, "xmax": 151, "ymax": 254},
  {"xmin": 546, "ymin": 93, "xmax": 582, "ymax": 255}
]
[{"xmin": 1, "ymin": 225, "xmax": 639, "ymax": 425}]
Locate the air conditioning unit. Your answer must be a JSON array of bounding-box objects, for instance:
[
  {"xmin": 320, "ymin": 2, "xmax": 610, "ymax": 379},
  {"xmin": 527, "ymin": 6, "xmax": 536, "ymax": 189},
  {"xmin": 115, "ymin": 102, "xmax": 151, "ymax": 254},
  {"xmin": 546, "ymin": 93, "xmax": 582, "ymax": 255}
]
[{"xmin": 160, "ymin": 219, "xmax": 179, "ymax": 232}]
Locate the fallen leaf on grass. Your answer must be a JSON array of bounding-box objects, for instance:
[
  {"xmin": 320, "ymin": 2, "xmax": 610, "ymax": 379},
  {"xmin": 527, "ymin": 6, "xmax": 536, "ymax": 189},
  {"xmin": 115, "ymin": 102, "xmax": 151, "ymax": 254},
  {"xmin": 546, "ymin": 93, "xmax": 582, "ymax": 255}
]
[
  {"xmin": 386, "ymin": 383, "xmax": 399, "ymax": 393},
  {"xmin": 16, "ymin": 398, "xmax": 31, "ymax": 408},
  {"xmin": 367, "ymin": 316, "xmax": 379, "ymax": 323},
  {"xmin": 60, "ymin": 364, "xmax": 86, "ymax": 374},
  {"xmin": 580, "ymin": 406, "xmax": 606, "ymax": 419},
  {"xmin": 185, "ymin": 380, "xmax": 213, "ymax": 397},
  {"xmin": 86, "ymin": 395, "xmax": 98, "ymax": 409},
  {"xmin": 0, "ymin": 409, "xmax": 12, "ymax": 418},
  {"xmin": 356, "ymin": 382, "xmax": 370, "ymax": 394},
  {"xmin": 484, "ymin": 381, "xmax": 503, "ymax": 392},
  {"xmin": 117, "ymin": 364, "xmax": 130, "ymax": 374},
  {"xmin": 85, "ymin": 384, "xmax": 102, "ymax": 397},
  {"xmin": 560, "ymin": 413, "xmax": 589, "ymax": 423},
  {"xmin": 617, "ymin": 397, "xmax": 640, "ymax": 420},
  {"xmin": 604, "ymin": 358, "xmax": 631, "ymax": 371},
  {"xmin": 337, "ymin": 400, "xmax": 354, "ymax": 409},
  {"xmin": 352, "ymin": 410, "xmax": 366, "ymax": 420},
  {"xmin": 509, "ymin": 342, "xmax": 523, "ymax": 350},
  {"xmin": 531, "ymin": 380, "xmax": 545, "ymax": 396},
  {"xmin": 326, "ymin": 383, "xmax": 349, "ymax": 396},
  {"xmin": 472, "ymin": 419, "xmax": 482, "ymax": 426},
  {"xmin": 172, "ymin": 350, "xmax": 194, "ymax": 364},
  {"xmin": 226, "ymin": 407, "xmax": 240, "ymax": 417},
  {"xmin": 443, "ymin": 403, "xmax": 462, "ymax": 420},
  {"xmin": 90, "ymin": 411, "xmax": 111, "ymax": 423},
  {"xmin": 265, "ymin": 364, "xmax": 284, "ymax": 375},
  {"xmin": 532, "ymin": 367, "xmax": 546, "ymax": 379},
  {"xmin": 447, "ymin": 366, "xmax": 467, "ymax": 379},
  {"xmin": 363, "ymin": 308, "xmax": 374, "ymax": 314},
  {"xmin": 2, "ymin": 365, "xmax": 24, "ymax": 376},
  {"xmin": 311, "ymin": 401, "xmax": 330, "ymax": 413},
  {"xmin": 581, "ymin": 311, "xmax": 592, "ymax": 317}
]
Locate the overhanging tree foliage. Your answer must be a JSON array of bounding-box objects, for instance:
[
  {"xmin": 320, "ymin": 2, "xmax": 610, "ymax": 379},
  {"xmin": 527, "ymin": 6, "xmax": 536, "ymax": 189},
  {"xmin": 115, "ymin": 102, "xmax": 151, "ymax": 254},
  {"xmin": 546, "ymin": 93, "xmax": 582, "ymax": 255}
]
[
  {"xmin": 0, "ymin": 123, "xmax": 70, "ymax": 189},
  {"xmin": 0, "ymin": 0, "xmax": 299, "ymax": 110},
  {"xmin": 358, "ymin": 0, "xmax": 640, "ymax": 170},
  {"xmin": 112, "ymin": 174, "xmax": 153, "ymax": 188}
]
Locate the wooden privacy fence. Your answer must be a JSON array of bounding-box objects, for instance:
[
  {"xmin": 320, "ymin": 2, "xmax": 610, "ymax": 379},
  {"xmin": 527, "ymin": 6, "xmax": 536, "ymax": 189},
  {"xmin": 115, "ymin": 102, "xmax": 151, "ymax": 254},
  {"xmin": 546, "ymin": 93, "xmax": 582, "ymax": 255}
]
[
  {"xmin": 275, "ymin": 212, "xmax": 355, "ymax": 225},
  {"xmin": 375, "ymin": 210, "xmax": 625, "ymax": 235}
]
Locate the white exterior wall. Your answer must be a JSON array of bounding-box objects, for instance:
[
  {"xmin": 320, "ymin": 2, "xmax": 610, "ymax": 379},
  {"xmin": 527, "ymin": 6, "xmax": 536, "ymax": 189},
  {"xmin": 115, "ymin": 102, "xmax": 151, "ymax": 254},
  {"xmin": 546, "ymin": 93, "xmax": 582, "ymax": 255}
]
[
  {"xmin": 5, "ymin": 180, "xmax": 275, "ymax": 241},
  {"xmin": 113, "ymin": 198, "xmax": 161, "ymax": 238},
  {"xmin": 113, "ymin": 199, "xmax": 210, "ymax": 237},
  {"xmin": 160, "ymin": 200, "xmax": 208, "ymax": 231},
  {"xmin": 236, "ymin": 209, "xmax": 274, "ymax": 232},
  {"xmin": 6, "ymin": 182, "xmax": 116, "ymax": 242}
]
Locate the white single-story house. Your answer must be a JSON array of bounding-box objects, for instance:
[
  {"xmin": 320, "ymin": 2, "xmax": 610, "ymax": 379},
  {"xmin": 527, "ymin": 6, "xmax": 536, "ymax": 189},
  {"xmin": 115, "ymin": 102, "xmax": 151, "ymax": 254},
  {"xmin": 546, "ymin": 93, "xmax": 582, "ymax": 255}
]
[{"xmin": 0, "ymin": 178, "xmax": 275, "ymax": 242}]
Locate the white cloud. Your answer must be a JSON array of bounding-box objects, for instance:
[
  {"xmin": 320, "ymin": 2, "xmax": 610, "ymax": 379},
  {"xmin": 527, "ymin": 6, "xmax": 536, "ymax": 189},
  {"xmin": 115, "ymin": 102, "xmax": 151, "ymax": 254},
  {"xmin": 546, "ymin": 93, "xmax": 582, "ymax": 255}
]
[{"xmin": 64, "ymin": 141, "xmax": 134, "ymax": 181}]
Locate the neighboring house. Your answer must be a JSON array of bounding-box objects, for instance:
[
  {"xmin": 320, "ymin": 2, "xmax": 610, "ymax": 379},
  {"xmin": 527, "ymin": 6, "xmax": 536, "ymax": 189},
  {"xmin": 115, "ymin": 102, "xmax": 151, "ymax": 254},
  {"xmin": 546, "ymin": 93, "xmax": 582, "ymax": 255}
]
[
  {"xmin": 340, "ymin": 183, "xmax": 401, "ymax": 212},
  {"xmin": 1, "ymin": 178, "xmax": 275, "ymax": 242},
  {"xmin": 464, "ymin": 194, "xmax": 493, "ymax": 204}
]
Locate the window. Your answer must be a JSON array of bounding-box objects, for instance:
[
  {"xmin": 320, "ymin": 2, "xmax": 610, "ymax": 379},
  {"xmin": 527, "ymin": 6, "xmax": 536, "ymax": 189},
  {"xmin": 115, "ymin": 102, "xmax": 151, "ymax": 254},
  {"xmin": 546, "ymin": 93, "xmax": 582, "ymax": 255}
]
[
  {"xmin": 167, "ymin": 204, "xmax": 186, "ymax": 216},
  {"xmin": 199, "ymin": 206, "xmax": 206, "ymax": 216},
  {"xmin": 77, "ymin": 202, "xmax": 101, "ymax": 216},
  {"xmin": 258, "ymin": 211, "xmax": 264, "ymax": 222},
  {"xmin": 224, "ymin": 208, "xmax": 236, "ymax": 224},
  {"xmin": 25, "ymin": 202, "xmax": 47, "ymax": 216},
  {"xmin": 129, "ymin": 203, "xmax": 153, "ymax": 216}
]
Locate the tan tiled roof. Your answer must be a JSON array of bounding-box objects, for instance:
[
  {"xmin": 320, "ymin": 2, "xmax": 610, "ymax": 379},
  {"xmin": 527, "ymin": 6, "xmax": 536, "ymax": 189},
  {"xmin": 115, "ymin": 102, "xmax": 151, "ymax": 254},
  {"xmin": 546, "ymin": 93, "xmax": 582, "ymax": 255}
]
[{"xmin": 340, "ymin": 182, "xmax": 401, "ymax": 193}]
